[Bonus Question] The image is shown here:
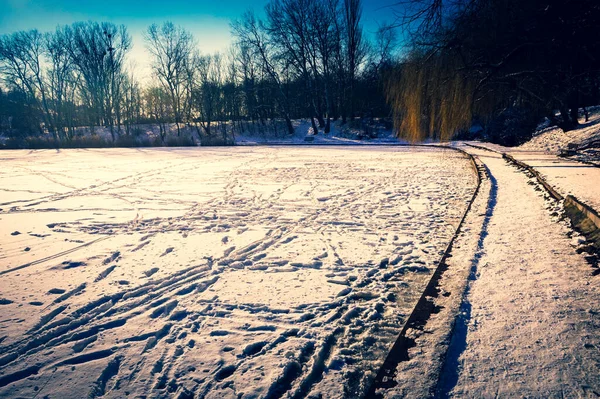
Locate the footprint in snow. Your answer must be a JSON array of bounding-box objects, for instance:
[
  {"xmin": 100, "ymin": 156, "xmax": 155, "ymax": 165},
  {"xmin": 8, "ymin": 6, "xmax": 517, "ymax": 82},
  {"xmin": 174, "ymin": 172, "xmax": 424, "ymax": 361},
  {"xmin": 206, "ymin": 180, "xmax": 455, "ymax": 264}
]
[
  {"xmin": 243, "ymin": 341, "xmax": 268, "ymax": 356},
  {"xmin": 143, "ymin": 267, "xmax": 159, "ymax": 277},
  {"xmin": 215, "ymin": 365, "xmax": 236, "ymax": 381},
  {"xmin": 160, "ymin": 247, "xmax": 174, "ymax": 257},
  {"xmin": 210, "ymin": 330, "xmax": 231, "ymax": 336}
]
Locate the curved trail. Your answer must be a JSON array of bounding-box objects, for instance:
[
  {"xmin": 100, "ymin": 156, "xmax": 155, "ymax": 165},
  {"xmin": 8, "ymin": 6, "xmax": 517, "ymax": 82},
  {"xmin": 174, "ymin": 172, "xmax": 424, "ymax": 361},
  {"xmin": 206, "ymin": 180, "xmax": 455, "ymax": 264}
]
[
  {"xmin": 365, "ymin": 147, "xmax": 483, "ymax": 396},
  {"xmin": 378, "ymin": 145, "xmax": 600, "ymax": 398},
  {"xmin": 365, "ymin": 144, "xmax": 600, "ymax": 399},
  {"xmin": 438, "ymin": 146, "xmax": 600, "ymax": 397}
]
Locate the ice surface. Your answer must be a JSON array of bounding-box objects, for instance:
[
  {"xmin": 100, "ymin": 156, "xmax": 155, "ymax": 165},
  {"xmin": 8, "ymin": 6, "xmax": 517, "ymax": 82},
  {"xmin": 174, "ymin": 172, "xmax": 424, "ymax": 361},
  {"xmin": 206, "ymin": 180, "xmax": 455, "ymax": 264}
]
[{"xmin": 0, "ymin": 146, "xmax": 476, "ymax": 398}]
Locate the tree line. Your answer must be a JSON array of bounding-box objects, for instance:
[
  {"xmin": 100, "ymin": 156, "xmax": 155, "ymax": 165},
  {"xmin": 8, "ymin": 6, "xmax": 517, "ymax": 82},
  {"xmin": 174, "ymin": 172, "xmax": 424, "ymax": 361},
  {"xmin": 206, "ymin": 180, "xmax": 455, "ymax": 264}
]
[
  {"xmin": 0, "ymin": 0, "xmax": 398, "ymax": 147},
  {"xmin": 5, "ymin": 0, "xmax": 594, "ymax": 148}
]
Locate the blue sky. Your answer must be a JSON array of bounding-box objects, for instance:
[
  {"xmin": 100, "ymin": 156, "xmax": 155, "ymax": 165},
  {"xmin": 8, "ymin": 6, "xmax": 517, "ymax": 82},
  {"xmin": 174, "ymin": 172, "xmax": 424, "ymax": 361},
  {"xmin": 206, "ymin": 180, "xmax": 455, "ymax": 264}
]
[{"xmin": 0, "ymin": 0, "xmax": 399, "ymax": 80}]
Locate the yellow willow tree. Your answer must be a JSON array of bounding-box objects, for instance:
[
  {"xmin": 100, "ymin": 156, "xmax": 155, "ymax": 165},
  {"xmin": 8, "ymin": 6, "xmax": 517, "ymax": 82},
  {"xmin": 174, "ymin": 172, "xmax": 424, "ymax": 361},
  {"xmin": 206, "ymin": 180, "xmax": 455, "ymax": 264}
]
[
  {"xmin": 387, "ymin": 0, "xmax": 600, "ymax": 145},
  {"xmin": 386, "ymin": 50, "xmax": 477, "ymax": 142}
]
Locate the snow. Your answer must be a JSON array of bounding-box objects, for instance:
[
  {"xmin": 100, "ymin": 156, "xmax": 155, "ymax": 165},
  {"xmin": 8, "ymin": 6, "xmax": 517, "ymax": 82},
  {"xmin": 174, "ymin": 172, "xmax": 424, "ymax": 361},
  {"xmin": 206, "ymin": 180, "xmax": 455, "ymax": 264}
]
[
  {"xmin": 235, "ymin": 119, "xmax": 406, "ymax": 146},
  {"xmin": 2, "ymin": 138, "xmax": 598, "ymax": 398},
  {"xmin": 470, "ymin": 106, "xmax": 600, "ymax": 166},
  {"xmin": 500, "ymin": 152, "xmax": 600, "ymax": 213},
  {"xmin": 375, "ymin": 145, "xmax": 600, "ymax": 398},
  {"xmin": 520, "ymin": 108, "xmax": 600, "ymax": 158},
  {"xmin": 380, "ymin": 154, "xmax": 493, "ymax": 398},
  {"xmin": 443, "ymin": 147, "xmax": 600, "ymax": 397},
  {"xmin": 0, "ymin": 146, "xmax": 476, "ymax": 398},
  {"xmin": 465, "ymin": 109, "xmax": 600, "ymax": 214},
  {"xmin": 0, "ymin": 119, "xmax": 407, "ymax": 148}
]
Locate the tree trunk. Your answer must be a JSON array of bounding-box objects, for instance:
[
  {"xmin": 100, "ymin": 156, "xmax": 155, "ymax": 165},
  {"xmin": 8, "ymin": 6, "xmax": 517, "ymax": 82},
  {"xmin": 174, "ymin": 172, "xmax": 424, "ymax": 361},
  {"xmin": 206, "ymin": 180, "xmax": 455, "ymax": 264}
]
[
  {"xmin": 310, "ymin": 116, "xmax": 319, "ymax": 136},
  {"xmin": 316, "ymin": 112, "xmax": 325, "ymax": 129},
  {"xmin": 569, "ymin": 106, "xmax": 579, "ymax": 128},
  {"xmin": 285, "ymin": 117, "xmax": 294, "ymax": 136},
  {"xmin": 559, "ymin": 107, "xmax": 575, "ymax": 131},
  {"xmin": 324, "ymin": 82, "xmax": 333, "ymax": 134},
  {"xmin": 194, "ymin": 122, "xmax": 202, "ymax": 142}
]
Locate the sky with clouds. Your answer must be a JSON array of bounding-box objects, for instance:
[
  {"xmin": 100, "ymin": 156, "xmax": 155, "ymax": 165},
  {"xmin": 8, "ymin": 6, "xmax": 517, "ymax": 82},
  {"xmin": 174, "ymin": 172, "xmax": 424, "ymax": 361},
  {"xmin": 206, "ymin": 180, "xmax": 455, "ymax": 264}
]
[{"xmin": 0, "ymin": 0, "xmax": 399, "ymax": 81}]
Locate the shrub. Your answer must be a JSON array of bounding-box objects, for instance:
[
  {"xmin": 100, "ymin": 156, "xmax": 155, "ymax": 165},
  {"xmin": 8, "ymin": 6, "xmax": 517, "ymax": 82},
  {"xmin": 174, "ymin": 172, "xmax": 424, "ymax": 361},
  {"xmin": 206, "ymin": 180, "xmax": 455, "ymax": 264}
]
[
  {"xmin": 130, "ymin": 126, "xmax": 146, "ymax": 137},
  {"xmin": 165, "ymin": 135, "xmax": 196, "ymax": 147},
  {"xmin": 62, "ymin": 135, "xmax": 109, "ymax": 148},
  {"xmin": 115, "ymin": 135, "xmax": 142, "ymax": 148},
  {"xmin": 199, "ymin": 133, "xmax": 234, "ymax": 146},
  {"xmin": 485, "ymin": 107, "xmax": 540, "ymax": 147}
]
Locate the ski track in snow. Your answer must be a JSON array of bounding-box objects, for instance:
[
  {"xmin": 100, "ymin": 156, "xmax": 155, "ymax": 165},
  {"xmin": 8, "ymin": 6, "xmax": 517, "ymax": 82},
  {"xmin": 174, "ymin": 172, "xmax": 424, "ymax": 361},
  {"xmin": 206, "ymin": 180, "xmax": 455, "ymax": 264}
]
[{"xmin": 0, "ymin": 146, "xmax": 476, "ymax": 399}]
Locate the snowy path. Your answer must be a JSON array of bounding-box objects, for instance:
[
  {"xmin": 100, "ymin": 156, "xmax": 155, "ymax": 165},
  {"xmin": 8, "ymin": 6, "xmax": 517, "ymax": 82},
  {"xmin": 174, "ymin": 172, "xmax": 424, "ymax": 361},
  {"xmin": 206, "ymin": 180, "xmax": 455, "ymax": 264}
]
[
  {"xmin": 0, "ymin": 146, "xmax": 476, "ymax": 399},
  {"xmin": 502, "ymin": 152, "xmax": 600, "ymax": 212},
  {"xmin": 465, "ymin": 141, "xmax": 600, "ymax": 216},
  {"xmin": 439, "ymin": 147, "xmax": 600, "ymax": 398}
]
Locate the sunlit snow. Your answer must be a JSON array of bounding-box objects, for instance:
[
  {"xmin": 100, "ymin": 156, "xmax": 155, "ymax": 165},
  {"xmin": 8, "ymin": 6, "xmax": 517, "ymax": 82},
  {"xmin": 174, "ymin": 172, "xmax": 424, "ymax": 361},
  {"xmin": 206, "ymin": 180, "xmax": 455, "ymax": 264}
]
[{"xmin": 0, "ymin": 146, "xmax": 476, "ymax": 398}]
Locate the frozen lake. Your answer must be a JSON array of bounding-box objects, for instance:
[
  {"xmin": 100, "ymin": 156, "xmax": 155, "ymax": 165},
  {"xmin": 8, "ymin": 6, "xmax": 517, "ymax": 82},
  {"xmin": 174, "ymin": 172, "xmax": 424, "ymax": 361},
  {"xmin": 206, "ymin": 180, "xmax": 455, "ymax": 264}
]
[{"xmin": 0, "ymin": 146, "xmax": 476, "ymax": 398}]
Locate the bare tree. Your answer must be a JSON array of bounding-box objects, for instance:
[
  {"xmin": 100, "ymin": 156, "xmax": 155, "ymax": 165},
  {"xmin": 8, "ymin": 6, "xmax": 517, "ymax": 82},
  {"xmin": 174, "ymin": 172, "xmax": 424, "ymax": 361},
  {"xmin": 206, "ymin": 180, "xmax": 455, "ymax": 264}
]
[
  {"xmin": 232, "ymin": 11, "xmax": 295, "ymax": 136},
  {"xmin": 45, "ymin": 27, "xmax": 77, "ymax": 140},
  {"xmin": 192, "ymin": 53, "xmax": 222, "ymax": 137},
  {"xmin": 145, "ymin": 22, "xmax": 194, "ymax": 136},
  {"xmin": 344, "ymin": 0, "xmax": 366, "ymax": 120},
  {"xmin": 235, "ymin": 43, "xmax": 259, "ymax": 125},
  {"xmin": 0, "ymin": 30, "xmax": 56, "ymax": 140},
  {"xmin": 266, "ymin": 0, "xmax": 321, "ymax": 134},
  {"xmin": 310, "ymin": 0, "xmax": 338, "ymax": 133},
  {"xmin": 224, "ymin": 47, "xmax": 243, "ymax": 136},
  {"xmin": 144, "ymin": 86, "xmax": 172, "ymax": 142},
  {"xmin": 65, "ymin": 21, "xmax": 131, "ymax": 140},
  {"xmin": 122, "ymin": 70, "xmax": 142, "ymax": 136},
  {"xmin": 326, "ymin": 0, "xmax": 348, "ymax": 122},
  {"xmin": 370, "ymin": 22, "xmax": 397, "ymax": 74}
]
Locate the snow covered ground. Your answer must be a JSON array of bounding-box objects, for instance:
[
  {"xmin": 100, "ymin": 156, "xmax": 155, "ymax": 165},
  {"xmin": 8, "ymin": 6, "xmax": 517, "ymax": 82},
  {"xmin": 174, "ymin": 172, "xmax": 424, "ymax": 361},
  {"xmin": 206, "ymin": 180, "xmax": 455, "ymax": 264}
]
[
  {"xmin": 0, "ymin": 119, "xmax": 405, "ymax": 148},
  {"xmin": 464, "ymin": 107, "xmax": 600, "ymax": 214},
  {"xmin": 501, "ymin": 152, "xmax": 600, "ymax": 213},
  {"xmin": 0, "ymin": 146, "xmax": 476, "ymax": 398},
  {"xmin": 520, "ymin": 107, "xmax": 600, "ymax": 157},
  {"xmin": 428, "ymin": 109, "xmax": 600, "ymax": 397},
  {"xmin": 372, "ymin": 145, "xmax": 600, "ymax": 398},
  {"xmin": 473, "ymin": 106, "xmax": 600, "ymax": 166},
  {"xmin": 235, "ymin": 120, "xmax": 405, "ymax": 146},
  {"xmin": 441, "ymin": 146, "xmax": 600, "ymax": 397}
]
